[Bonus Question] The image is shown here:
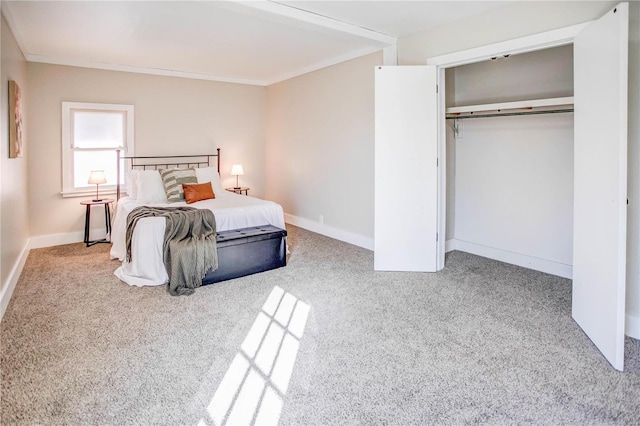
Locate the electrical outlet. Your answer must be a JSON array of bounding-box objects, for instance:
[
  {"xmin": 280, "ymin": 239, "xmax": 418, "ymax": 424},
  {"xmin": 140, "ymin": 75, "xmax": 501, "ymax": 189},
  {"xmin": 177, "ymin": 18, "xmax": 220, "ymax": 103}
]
[{"xmin": 319, "ymin": 215, "xmax": 324, "ymax": 225}]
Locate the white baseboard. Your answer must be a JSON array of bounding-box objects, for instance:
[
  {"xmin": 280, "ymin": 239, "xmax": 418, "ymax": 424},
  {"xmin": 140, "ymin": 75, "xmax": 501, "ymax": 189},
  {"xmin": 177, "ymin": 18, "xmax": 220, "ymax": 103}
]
[
  {"xmin": 0, "ymin": 242, "xmax": 30, "ymax": 322},
  {"xmin": 445, "ymin": 238, "xmax": 458, "ymax": 253},
  {"xmin": 28, "ymin": 231, "xmax": 84, "ymax": 249},
  {"xmin": 284, "ymin": 213, "xmax": 373, "ymax": 251},
  {"xmin": 28, "ymin": 228, "xmax": 107, "ymax": 249},
  {"xmin": 445, "ymin": 238, "xmax": 573, "ymax": 279},
  {"xmin": 627, "ymin": 313, "xmax": 640, "ymax": 339}
]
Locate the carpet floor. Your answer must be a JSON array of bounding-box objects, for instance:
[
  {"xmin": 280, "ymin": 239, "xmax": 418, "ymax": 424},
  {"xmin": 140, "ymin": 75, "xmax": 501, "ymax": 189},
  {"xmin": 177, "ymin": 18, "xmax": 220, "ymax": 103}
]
[{"xmin": 1, "ymin": 225, "xmax": 639, "ymax": 425}]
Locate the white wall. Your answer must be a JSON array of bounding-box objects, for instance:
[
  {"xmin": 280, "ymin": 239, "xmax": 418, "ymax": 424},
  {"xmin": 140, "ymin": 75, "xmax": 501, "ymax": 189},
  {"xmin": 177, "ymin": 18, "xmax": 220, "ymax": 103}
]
[
  {"xmin": 448, "ymin": 46, "xmax": 574, "ymax": 274},
  {"xmin": 26, "ymin": 63, "xmax": 266, "ymax": 242},
  {"xmin": 1, "ymin": 13, "xmax": 29, "ymax": 316},
  {"xmin": 452, "ymin": 45, "xmax": 574, "ymax": 105},
  {"xmin": 265, "ymin": 52, "xmax": 381, "ymax": 248},
  {"xmin": 454, "ymin": 115, "xmax": 574, "ymax": 268}
]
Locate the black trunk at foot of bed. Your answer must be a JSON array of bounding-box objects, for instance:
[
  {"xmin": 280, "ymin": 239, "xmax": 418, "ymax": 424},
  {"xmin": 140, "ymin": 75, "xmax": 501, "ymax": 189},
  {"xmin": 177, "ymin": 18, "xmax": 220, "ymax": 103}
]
[{"xmin": 202, "ymin": 225, "xmax": 287, "ymax": 285}]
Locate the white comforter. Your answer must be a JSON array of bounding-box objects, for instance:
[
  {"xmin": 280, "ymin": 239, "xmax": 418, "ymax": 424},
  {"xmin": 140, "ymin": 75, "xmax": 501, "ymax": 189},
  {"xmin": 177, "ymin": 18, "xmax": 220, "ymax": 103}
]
[{"xmin": 110, "ymin": 193, "xmax": 286, "ymax": 287}]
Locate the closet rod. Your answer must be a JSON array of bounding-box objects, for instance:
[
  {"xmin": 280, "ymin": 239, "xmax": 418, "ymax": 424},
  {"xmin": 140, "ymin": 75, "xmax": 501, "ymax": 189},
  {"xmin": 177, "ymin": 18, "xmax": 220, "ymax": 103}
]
[{"xmin": 446, "ymin": 108, "xmax": 574, "ymax": 120}]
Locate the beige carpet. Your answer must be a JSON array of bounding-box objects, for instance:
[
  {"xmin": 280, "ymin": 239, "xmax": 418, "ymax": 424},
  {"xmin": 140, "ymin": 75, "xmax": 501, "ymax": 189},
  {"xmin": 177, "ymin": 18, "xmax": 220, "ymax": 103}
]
[{"xmin": 1, "ymin": 225, "xmax": 639, "ymax": 425}]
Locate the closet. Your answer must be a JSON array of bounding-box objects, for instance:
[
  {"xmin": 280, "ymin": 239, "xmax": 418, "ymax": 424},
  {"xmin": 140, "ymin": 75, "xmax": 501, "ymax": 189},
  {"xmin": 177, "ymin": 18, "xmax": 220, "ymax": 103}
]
[
  {"xmin": 375, "ymin": 3, "xmax": 629, "ymax": 371},
  {"xmin": 444, "ymin": 45, "xmax": 575, "ymax": 279}
]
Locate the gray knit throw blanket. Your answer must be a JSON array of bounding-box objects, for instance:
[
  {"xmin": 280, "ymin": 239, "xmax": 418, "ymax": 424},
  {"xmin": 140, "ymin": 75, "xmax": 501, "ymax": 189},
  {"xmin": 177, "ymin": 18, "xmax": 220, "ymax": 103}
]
[{"xmin": 125, "ymin": 206, "xmax": 218, "ymax": 296}]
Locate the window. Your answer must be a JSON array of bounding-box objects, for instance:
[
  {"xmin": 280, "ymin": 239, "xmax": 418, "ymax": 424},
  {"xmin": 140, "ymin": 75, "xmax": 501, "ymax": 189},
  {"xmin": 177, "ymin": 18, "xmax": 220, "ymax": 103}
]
[{"xmin": 61, "ymin": 102, "xmax": 134, "ymax": 197}]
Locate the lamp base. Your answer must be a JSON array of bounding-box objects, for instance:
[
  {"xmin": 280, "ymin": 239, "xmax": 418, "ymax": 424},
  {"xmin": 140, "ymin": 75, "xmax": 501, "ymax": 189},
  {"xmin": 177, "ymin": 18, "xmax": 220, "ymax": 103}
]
[
  {"xmin": 233, "ymin": 187, "xmax": 241, "ymax": 190},
  {"xmin": 92, "ymin": 199, "xmax": 103, "ymax": 202}
]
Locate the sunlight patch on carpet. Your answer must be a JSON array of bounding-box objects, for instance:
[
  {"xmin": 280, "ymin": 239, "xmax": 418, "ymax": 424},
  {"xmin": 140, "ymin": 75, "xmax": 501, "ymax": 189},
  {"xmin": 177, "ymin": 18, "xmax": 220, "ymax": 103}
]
[{"xmin": 200, "ymin": 286, "xmax": 310, "ymax": 426}]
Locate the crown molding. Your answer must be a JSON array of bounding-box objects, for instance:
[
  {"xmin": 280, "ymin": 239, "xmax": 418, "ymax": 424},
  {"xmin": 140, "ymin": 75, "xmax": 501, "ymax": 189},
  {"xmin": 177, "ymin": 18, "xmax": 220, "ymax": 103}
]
[
  {"xmin": 25, "ymin": 54, "xmax": 269, "ymax": 86},
  {"xmin": 266, "ymin": 46, "xmax": 383, "ymax": 85}
]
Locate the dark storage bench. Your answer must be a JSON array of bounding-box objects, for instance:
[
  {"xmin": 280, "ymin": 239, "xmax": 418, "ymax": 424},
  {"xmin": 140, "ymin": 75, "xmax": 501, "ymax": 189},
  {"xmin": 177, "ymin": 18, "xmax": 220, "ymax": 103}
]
[{"xmin": 202, "ymin": 225, "xmax": 287, "ymax": 285}]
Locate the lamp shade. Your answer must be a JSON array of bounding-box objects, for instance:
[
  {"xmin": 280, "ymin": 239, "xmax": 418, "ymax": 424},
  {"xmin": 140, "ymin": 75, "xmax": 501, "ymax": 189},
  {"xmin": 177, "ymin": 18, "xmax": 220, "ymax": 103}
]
[
  {"xmin": 88, "ymin": 170, "xmax": 107, "ymax": 185},
  {"xmin": 231, "ymin": 164, "xmax": 244, "ymax": 176}
]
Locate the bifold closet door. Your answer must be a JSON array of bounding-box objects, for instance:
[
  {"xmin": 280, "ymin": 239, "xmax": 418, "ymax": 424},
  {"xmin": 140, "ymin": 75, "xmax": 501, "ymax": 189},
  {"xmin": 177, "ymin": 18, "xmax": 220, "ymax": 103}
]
[
  {"xmin": 374, "ymin": 66, "xmax": 439, "ymax": 272},
  {"xmin": 573, "ymin": 3, "xmax": 628, "ymax": 371}
]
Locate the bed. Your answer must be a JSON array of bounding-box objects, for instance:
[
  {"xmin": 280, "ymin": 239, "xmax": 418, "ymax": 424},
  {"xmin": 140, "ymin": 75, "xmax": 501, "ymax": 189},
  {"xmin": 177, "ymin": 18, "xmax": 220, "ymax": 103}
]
[{"xmin": 109, "ymin": 150, "xmax": 287, "ymax": 289}]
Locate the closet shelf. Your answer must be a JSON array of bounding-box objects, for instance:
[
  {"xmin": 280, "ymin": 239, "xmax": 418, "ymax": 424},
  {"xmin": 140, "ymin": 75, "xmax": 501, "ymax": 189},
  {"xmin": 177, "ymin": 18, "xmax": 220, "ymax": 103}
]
[{"xmin": 446, "ymin": 96, "xmax": 574, "ymax": 119}]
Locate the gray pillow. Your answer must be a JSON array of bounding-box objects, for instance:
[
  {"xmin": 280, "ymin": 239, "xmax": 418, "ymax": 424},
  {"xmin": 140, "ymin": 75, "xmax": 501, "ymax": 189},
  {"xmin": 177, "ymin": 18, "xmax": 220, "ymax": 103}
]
[{"xmin": 159, "ymin": 168, "xmax": 197, "ymax": 202}]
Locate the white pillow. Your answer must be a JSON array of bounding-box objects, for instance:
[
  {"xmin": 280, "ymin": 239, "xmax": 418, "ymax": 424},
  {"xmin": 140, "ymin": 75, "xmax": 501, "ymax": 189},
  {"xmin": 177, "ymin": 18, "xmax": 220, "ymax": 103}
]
[
  {"xmin": 126, "ymin": 170, "xmax": 139, "ymax": 199},
  {"xmin": 195, "ymin": 167, "xmax": 223, "ymax": 195},
  {"xmin": 136, "ymin": 170, "xmax": 168, "ymax": 203}
]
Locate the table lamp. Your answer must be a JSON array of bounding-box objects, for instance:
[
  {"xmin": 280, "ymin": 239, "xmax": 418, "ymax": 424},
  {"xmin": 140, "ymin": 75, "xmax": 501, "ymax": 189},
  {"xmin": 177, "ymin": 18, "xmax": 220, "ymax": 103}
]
[
  {"xmin": 231, "ymin": 164, "xmax": 244, "ymax": 189},
  {"xmin": 88, "ymin": 170, "xmax": 107, "ymax": 202}
]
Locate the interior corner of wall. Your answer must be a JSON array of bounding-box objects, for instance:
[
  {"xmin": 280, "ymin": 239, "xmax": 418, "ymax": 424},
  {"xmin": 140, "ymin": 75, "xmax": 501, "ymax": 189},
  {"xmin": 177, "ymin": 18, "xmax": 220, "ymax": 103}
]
[
  {"xmin": 382, "ymin": 44, "xmax": 398, "ymax": 66},
  {"xmin": 626, "ymin": 312, "xmax": 640, "ymax": 340}
]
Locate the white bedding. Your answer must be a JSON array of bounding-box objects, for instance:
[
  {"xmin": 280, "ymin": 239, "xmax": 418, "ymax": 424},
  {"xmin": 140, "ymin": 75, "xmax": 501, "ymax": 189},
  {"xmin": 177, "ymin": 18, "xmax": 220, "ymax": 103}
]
[{"xmin": 110, "ymin": 192, "xmax": 286, "ymax": 287}]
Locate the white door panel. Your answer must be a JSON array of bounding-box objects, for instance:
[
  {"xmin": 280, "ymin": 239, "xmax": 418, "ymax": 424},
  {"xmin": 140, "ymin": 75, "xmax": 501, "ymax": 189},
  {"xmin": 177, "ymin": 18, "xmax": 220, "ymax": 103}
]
[
  {"xmin": 573, "ymin": 3, "xmax": 628, "ymax": 371},
  {"xmin": 374, "ymin": 66, "xmax": 439, "ymax": 271}
]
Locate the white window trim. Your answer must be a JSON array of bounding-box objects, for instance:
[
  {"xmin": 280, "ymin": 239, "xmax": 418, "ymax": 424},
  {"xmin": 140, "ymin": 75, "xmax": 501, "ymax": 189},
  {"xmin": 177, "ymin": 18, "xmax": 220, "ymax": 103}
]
[{"xmin": 61, "ymin": 102, "xmax": 134, "ymax": 197}]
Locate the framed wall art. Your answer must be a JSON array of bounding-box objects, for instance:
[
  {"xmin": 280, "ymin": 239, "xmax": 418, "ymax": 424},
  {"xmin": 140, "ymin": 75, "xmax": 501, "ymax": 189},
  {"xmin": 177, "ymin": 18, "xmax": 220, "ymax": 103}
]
[{"xmin": 9, "ymin": 80, "xmax": 23, "ymax": 158}]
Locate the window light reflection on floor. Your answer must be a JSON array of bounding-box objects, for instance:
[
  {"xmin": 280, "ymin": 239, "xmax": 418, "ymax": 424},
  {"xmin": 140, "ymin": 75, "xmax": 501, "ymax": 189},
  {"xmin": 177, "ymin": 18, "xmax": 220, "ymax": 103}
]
[{"xmin": 199, "ymin": 286, "xmax": 310, "ymax": 426}]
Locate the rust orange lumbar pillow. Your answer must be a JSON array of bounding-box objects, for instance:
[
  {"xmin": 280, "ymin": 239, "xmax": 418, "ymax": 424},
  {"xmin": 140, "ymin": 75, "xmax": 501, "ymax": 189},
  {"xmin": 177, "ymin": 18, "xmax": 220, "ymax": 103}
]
[{"xmin": 182, "ymin": 182, "xmax": 215, "ymax": 204}]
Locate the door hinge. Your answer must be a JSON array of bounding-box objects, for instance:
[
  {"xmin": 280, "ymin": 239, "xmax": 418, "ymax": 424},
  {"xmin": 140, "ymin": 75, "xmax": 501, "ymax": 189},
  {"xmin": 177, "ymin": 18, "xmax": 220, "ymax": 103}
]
[
  {"xmin": 437, "ymin": 158, "xmax": 439, "ymax": 167},
  {"xmin": 436, "ymin": 84, "xmax": 439, "ymax": 93},
  {"xmin": 436, "ymin": 233, "xmax": 439, "ymax": 242}
]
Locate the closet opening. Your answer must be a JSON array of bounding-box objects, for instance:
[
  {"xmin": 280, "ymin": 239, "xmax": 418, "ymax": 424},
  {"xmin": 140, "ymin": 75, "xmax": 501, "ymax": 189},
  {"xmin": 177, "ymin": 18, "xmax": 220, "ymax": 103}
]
[
  {"xmin": 421, "ymin": 5, "xmax": 628, "ymax": 370},
  {"xmin": 442, "ymin": 44, "xmax": 575, "ymax": 279}
]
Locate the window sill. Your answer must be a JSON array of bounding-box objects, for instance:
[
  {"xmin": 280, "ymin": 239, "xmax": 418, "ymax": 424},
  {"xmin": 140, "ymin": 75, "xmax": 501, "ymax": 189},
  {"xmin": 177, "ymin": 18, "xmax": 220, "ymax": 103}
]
[{"xmin": 61, "ymin": 188, "xmax": 120, "ymax": 198}]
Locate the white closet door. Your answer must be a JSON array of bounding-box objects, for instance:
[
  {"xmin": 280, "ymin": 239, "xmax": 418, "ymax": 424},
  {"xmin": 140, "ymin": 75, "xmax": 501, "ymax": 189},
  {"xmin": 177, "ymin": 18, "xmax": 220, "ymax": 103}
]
[
  {"xmin": 573, "ymin": 3, "xmax": 628, "ymax": 371},
  {"xmin": 374, "ymin": 66, "xmax": 439, "ymax": 271}
]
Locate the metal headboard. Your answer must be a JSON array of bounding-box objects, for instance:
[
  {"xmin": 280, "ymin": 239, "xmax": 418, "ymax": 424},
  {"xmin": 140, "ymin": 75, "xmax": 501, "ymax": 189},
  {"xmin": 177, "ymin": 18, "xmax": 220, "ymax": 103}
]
[{"xmin": 116, "ymin": 148, "xmax": 221, "ymax": 200}]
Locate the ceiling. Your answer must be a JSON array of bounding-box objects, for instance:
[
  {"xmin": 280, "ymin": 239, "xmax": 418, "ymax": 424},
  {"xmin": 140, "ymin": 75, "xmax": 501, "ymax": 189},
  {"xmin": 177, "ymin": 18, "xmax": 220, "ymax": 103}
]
[{"xmin": 2, "ymin": 1, "xmax": 507, "ymax": 86}]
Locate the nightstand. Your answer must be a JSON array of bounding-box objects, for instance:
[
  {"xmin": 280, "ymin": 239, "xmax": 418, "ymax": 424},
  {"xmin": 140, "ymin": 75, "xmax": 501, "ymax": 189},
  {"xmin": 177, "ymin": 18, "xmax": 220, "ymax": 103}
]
[
  {"xmin": 81, "ymin": 199, "xmax": 114, "ymax": 247},
  {"xmin": 226, "ymin": 187, "xmax": 250, "ymax": 195}
]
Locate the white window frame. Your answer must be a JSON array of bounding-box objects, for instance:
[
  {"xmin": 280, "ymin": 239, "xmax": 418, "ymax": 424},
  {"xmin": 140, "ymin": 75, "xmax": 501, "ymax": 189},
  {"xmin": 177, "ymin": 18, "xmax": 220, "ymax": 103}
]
[{"xmin": 61, "ymin": 102, "xmax": 134, "ymax": 197}]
